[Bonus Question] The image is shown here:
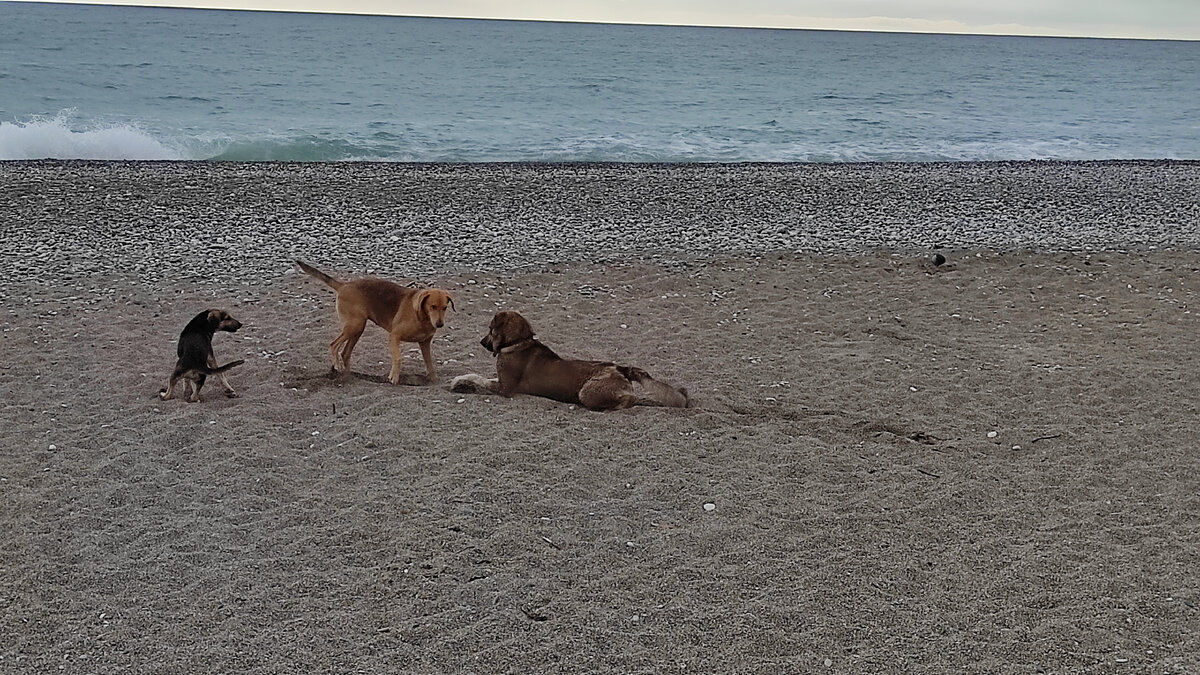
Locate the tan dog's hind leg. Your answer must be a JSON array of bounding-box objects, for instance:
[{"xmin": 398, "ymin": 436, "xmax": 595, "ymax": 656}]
[
  {"xmin": 330, "ymin": 317, "xmax": 366, "ymax": 373},
  {"xmin": 387, "ymin": 333, "xmax": 405, "ymax": 384}
]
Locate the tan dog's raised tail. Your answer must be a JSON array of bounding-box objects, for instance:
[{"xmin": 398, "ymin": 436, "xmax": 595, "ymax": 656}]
[
  {"xmin": 451, "ymin": 310, "xmax": 688, "ymax": 410},
  {"xmin": 296, "ymin": 260, "xmax": 454, "ymax": 384}
]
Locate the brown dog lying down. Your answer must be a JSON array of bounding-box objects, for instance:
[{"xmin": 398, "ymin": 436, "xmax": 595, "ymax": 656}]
[
  {"xmin": 160, "ymin": 309, "xmax": 245, "ymax": 402},
  {"xmin": 451, "ymin": 310, "xmax": 688, "ymax": 411},
  {"xmin": 296, "ymin": 260, "xmax": 454, "ymax": 384}
]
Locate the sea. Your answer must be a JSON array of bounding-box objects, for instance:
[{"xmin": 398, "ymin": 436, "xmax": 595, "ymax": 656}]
[{"xmin": 2, "ymin": 1, "xmax": 1198, "ymax": 163}]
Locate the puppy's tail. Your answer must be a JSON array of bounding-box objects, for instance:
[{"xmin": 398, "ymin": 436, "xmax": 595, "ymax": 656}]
[
  {"xmin": 204, "ymin": 360, "xmax": 245, "ymax": 374},
  {"xmin": 295, "ymin": 260, "xmax": 343, "ymax": 290}
]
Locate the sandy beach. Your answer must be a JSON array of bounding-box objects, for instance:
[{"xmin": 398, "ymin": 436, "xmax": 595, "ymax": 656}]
[{"xmin": 2, "ymin": 160, "xmax": 1199, "ymax": 673}]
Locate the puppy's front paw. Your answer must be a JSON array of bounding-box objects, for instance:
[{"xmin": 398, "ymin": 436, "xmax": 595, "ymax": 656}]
[{"xmin": 224, "ymin": 390, "xmax": 240, "ymax": 398}]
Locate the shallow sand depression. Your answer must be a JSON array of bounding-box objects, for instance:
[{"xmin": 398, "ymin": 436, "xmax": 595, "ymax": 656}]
[{"xmin": 2, "ymin": 161, "xmax": 1199, "ymax": 673}]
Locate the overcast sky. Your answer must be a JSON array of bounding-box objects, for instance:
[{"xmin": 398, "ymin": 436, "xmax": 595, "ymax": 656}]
[{"xmin": 10, "ymin": 0, "xmax": 1200, "ymax": 39}]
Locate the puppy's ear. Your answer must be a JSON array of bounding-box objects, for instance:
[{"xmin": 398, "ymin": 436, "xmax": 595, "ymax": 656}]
[{"xmin": 207, "ymin": 309, "xmax": 221, "ymax": 325}]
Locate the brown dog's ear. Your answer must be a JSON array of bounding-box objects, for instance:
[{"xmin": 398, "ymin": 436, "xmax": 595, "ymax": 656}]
[
  {"xmin": 207, "ymin": 309, "xmax": 222, "ymax": 325},
  {"xmin": 447, "ymin": 295, "xmax": 456, "ymax": 312},
  {"xmin": 503, "ymin": 312, "xmax": 535, "ymax": 344}
]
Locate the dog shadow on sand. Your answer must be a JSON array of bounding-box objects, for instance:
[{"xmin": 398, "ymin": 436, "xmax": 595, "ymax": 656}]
[{"xmin": 284, "ymin": 367, "xmax": 432, "ymax": 392}]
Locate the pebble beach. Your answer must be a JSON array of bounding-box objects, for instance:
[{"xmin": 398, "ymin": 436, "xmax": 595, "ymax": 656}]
[{"xmin": 2, "ymin": 160, "xmax": 1199, "ymax": 672}]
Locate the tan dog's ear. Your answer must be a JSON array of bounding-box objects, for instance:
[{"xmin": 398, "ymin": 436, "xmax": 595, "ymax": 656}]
[
  {"xmin": 447, "ymin": 295, "xmax": 456, "ymax": 312},
  {"xmin": 411, "ymin": 289, "xmax": 429, "ymax": 314}
]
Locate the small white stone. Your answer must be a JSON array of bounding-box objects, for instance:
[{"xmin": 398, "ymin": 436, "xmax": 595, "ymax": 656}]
[
  {"xmin": 457, "ymin": 398, "xmax": 466, "ymax": 404},
  {"xmin": 48, "ymin": 444, "xmax": 57, "ymax": 451},
  {"xmin": 703, "ymin": 502, "xmax": 716, "ymax": 511},
  {"xmin": 987, "ymin": 431, "xmax": 998, "ymax": 438}
]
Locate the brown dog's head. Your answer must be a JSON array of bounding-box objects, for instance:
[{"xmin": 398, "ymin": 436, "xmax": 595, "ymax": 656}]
[
  {"xmin": 413, "ymin": 289, "xmax": 455, "ymax": 328},
  {"xmin": 481, "ymin": 310, "xmax": 534, "ymax": 355},
  {"xmin": 207, "ymin": 309, "xmax": 242, "ymax": 333}
]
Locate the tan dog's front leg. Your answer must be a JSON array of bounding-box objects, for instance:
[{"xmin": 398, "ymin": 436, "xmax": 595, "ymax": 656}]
[{"xmin": 418, "ymin": 339, "xmax": 436, "ymax": 382}]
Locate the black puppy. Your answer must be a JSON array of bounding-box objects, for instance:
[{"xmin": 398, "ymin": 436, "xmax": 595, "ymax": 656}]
[{"xmin": 160, "ymin": 309, "xmax": 245, "ymax": 402}]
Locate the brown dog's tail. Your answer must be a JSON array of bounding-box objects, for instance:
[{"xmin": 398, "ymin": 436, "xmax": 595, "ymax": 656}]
[
  {"xmin": 204, "ymin": 359, "xmax": 245, "ymax": 374},
  {"xmin": 295, "ymin": 260, "xmax": 343, "ymax": 290}
]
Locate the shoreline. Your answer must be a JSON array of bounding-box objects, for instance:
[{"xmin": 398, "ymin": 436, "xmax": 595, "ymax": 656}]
[{"xmin": 2, "ymin": 159, "xmax": 1198, "ymax": 293}]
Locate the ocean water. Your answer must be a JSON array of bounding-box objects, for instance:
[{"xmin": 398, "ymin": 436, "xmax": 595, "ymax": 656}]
[{"xmin": 2, "ymin": 1, "xmax": 1198, "ymax": 162}]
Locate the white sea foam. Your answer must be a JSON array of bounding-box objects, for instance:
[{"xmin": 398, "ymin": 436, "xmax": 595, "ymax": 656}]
[
  {"xmin": 0, "ymin": 111, "xmax": 185, "ymax": 161},
  {"xmin": 0, "ymin": 112, "xmax": 1139, "ymax": 163}
]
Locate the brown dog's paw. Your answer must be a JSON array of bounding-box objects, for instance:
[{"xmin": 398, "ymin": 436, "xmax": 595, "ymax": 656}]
[{"xmin": 450, "ymin": 374, "xmax": 498, "ymax": 395}]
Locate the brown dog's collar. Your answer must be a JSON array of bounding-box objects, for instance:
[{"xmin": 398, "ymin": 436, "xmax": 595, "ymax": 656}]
[{"xmin": 498, "ymin": 338, "xmax": 535, "ymax": 355}]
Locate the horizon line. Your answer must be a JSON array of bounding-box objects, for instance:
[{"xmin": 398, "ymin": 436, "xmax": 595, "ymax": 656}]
[{"xmin": 5, "ymin": 0, "xmax": 1199, "ymax": 42}]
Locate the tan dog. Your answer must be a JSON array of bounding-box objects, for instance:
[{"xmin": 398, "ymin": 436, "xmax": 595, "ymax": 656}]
[
  {"xmin": 451, "ymin": 310, "xmax": 688, "ymax": 410},
  {"xmin": 296, "ymin": 260, "xmax": 454, "ymax": 384}
]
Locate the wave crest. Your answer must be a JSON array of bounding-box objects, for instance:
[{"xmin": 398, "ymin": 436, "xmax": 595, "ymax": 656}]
[{"xmin": 0, "ymin": 111, "xmax": 184, "ymax": 160}]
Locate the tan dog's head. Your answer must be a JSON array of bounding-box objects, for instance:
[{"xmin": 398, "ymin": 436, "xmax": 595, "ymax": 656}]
[
  {"xmin": 412, "ymin": 289, "xmax": 455, "ymax": 328},
  {"xmin": 206, "ymin": 309, "xmax": 242, "ymax": 333},
  {"xmin": 481, "ymin": 310, "xmax": 534, "ymax": 355}
]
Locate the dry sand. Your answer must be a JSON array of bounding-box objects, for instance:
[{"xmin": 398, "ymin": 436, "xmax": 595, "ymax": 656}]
[{"xmin": 2, "ymin": 161, "xmax": 1199, "ymax": 673}]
